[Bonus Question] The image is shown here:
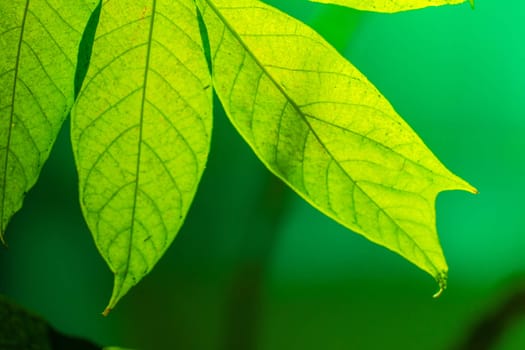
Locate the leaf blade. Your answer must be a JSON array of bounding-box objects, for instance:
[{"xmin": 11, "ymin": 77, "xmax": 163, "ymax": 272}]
[
  {"xmin": 0, "ymin": 0, "xmax": 97, "ymax": 241},
  {"xmin": 198, "ymin": 0, "xmax": 475, "ymax": 288},
  {"xmin": 308, "ymin": 0, "xmax": 472, "ymax": 13},
  {"xmin": 71, "ymin": 0, "xmax": 212, "ymax": 313}
]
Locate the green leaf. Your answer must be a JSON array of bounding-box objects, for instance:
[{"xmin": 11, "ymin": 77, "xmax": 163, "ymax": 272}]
[
  {"xmin": 71, "ymin": 0, "xmax": 212, "ymax": 314},
  {"xmin": 308, "ymin": 0, "xmax": 474, "ymax": 13},
  {"xmin": 197, "ymin": 0, "xmax": 476, "ymax": 293},
  {"xmin": 0, "ymin": 0, "xmax": 97, "ymax": 242}
]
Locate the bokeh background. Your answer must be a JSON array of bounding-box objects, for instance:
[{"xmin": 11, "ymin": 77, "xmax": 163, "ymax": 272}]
[{"xmin": 1, "ymin": 0, "xmax": 524, "ymax": 349}]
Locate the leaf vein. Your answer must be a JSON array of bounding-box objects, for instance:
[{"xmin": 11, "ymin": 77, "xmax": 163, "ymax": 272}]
[{"xmin": 2, "ymin": 0, "xmax": 29, "ymax": 233}]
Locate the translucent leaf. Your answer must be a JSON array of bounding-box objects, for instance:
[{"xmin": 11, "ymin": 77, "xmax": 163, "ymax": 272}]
[
  {"xmin": 197, "ymin": 0, "xmax": 476, "ymax": 292},
  {"xmin": 0, "ymin": 0, "xmax": 97, "ymax": 242},
  {"xmin": 71, "ymin": 0, "xmax": 212, "ymax": 314},
  {"xmin": 309, "ymin": 0, "xmax": 473, "ymax": 13}
]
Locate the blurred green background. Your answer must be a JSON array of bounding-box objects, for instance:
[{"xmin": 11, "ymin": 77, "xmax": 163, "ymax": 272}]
[{"xmin": 1, "ymin": 0, "xmax": 524, "ymax": 349}]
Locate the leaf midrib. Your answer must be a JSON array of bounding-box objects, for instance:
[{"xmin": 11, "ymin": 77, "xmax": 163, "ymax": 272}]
[
  {"xmin": 113, "ymin": 0, "xmax": 158, "ymax": 303},
  {"xmin": 203, "ymin": 0, "xmax": 440, "ymax": 275},
  {"xmin": 1, "ymin": 0, "xmax": 30, "ymax": 240}
]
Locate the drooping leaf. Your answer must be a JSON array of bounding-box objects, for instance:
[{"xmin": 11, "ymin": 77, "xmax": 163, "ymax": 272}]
[
  {"xmin": 71, "ymin": 0, "xmax": 212, "ymax": 314},
  {"xmin": 0, "ymin": 0, "xmax": 98, "ymax": 242},
  {"xmin": 197, "ymin": 0, "xmax": 476, "ymax": 293},
  {"xmin": 308, "ymin": 0, "xmax": 474, "ymax": 13}
]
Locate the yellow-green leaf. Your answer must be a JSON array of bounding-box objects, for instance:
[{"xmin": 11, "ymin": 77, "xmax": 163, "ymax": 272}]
[
  {"xmin": 197, "ymin": 0, "xmax": 476, "ymax": 292},
  {"xmin": 309, "ymin": 0, "xmax": 473, "ymax": 13},
  {"xmin": 71, "ymin": 0, "xmax": 212, "ymax": 314},
  {"xmin": 0, "ymin": 0, "xmax": 97, "ymax": 242}
]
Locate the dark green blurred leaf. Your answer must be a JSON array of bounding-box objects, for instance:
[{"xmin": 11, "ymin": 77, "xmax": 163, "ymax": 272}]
[{"xmin": 0, "ymin": 295, "xmax": 100, "ymax": 349}]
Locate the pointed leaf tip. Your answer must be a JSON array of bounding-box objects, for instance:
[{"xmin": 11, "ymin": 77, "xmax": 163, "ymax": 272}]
[
  {"xmin": 102, "ymin": 307, "xmax": 112, "ymax": 317},
  {"xmin": 432, "ymin": 272, "xmax": 447, "ymax": 298},
  {"xmin": 104, "ymin": 276, "xmax": 127, "ymax": 315},
  {"xmin": 461, "ymin": 177, "xmax": 478, "ymax": 195}
]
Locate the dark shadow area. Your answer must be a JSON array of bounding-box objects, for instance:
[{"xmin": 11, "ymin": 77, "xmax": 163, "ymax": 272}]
[
  {"xmin": 454, "ymin": 279, "xmax": 525, "ymax": 350},
  {"xmin": 222, "ymin": 175, "xmax": 289, "ymax": 350},
  {"xmin": 0, "ymin": 295, "xmax": 100, "ymax": 350}
]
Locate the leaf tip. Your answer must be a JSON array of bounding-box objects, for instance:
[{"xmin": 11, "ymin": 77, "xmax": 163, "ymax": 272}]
[
  {"xmin": 103, "ymin": 274, "xmax": 128, "ymax": 316},
  {"xmin": 102, "ymin": 307, "xmax": 112, "ymax": 317},
  {"xmin": 432, "ymin": 271, "xmax": 447, "ymax": 298},
  {"xmin": 0, "ymin": 233, "xmax": 7, "ymax": 247},
  {"xmin": 468, "ymin": 0, "xmax": 475, "ymax": 10},
  {"xmin": 462, "ymin": 181, "xmax": 478, "ymax": 195},
  {"xmin": 450, "ymin": 173, "xmax": 477, "ymax": 195},
  {"xmin": 103, "ymin": 291, "xmax": 120, "ymax": 316}
]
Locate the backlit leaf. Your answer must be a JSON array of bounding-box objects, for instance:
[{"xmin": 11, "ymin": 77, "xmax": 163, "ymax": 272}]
[
  {"xmin": 71, "ymin": 0, "xmax": 212, "ymax": 314},
  {"xmin": 309, "ymin": 0, "xmax": 473, "ymax": 13},
  {"xmin": 197, "ymin": 0, "xmax": 476, "ymax": 292},
  {"xmin": 0, "ymin": 0, "xmax": 97, "ymax": 242}
]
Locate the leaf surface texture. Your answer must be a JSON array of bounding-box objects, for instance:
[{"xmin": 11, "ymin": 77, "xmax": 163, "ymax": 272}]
[
  {"xmin": 309, "ymin": 0, "xmax": 472, "ymax": 13},
  {"xmin": 197, "ymin": 0, "xmax": 476, "ymax": 290},
  {"xmin": 0, "ymin": 0, "xmax": 97, "ymax": 241},
  {"xmin": 71, "ymin": 0, "xmax": 212, "ymax": 313}
]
